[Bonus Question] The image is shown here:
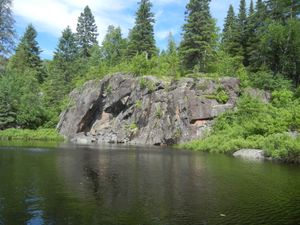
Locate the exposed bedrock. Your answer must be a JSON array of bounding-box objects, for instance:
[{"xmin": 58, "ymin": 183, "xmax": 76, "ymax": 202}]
[{"xmin": 57, "ymin": 73, "xmax": 240, "ymax": 145}]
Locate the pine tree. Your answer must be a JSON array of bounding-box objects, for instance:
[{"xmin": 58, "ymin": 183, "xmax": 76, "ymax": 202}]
[
  {"xmin": 51, "ymin": 26, "xmax": 79, "ymax": 85},
  {"xmin": 244, "ymin": 0, "xmax": 255, "ymax": 66},
  {"xmin": 127, "ymin": 0, "xmax": 156, "ymax": 59},
  {"xmin": 166, "ymin": 32, "xmax": 177, "ymax": 55},
  {"xmin": 101, "ymin": 25, "xmax": 126, "ymax": 66},
  {"xmin": 237, "ymin": 0, "xmax": 248, "ymax": 63},
  {"xmin": 179, "ymin": 0, "xmax": 217, "ymax": 72},
  {"xmin": 54, "ymin": 26, "xmax": 78, "ymax": 63},
  {"xmin": 165, "ymin": 32, "xmax": 179, "ymax": 76},
  {"xmin": 76, "ymin": 5, "xmax": 98, "ymax": 57},
  {"xmin": 266, "ymin": 0, "xmax": 300, "ymax": 21},
  {"xmin": 8, "ymin": 24, "xmax": 45, "ymax": 82},
  {"xmin": 0, "ymin": 0, "xmax": 15, "ymax": 59},
  {"xmin": 0, "ymin": 72, "xmax": 16, "ymax": 129},
  {"xmin": 249, "ymin": 0, "xmax": 255, "ymax": 16},
  {"xmin": 0, "ymin": 0, "xmax": 15, "ymax": 72},
  {"xmin": 221, "ymin": 4, "xmax": 240, "ymax": 56},
  {"xmin": 247, "ymin": 0, "xmax": 267, "ymax": 70}
]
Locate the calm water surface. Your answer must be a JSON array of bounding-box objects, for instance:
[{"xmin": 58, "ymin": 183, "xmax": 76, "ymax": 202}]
[{"xmin": 0, "ymin": 142, "xmax": 299, "ymax": 225}]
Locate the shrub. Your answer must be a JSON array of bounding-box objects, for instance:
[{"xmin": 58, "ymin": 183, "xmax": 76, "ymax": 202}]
[
  {"xmin": 182, "ymin": 95, "xmax": 300, "ymax": 162},
  {"xmin": 249, "ymin": 71, "xmax": 291, "ymax": 91},
  {"xmin": 205, "ymin": 87, "xmax": 229, "ymax": 104},
  {"xmin": 139, "ymin": 77, "xmax": 156, "ymax": 92},
  {"xmin": 0, "ymin": 128, "xmax": 63, "ymax": 141},
  {"xmin": 271, "ymin": 89, "xmax": 293, "ymax": 108},
  {"xmin": 215, "ymin": 87, "xmax": 229, "ymax": 104}
]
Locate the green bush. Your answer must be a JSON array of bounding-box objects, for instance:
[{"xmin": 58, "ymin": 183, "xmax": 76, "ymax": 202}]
[
  {"xmin": 249, "ymin": 71, "xmax": 292, "ymax": 91},
  {"xmin": 263, "ymin": 134, "xmax": 300, "ymax": 162},
  {"xmin": 0, "ymin": 128, "xmax": 64, "ymax": 141},
  {"xmin": 216, "ymin": 88, "xmax": 229, "ymax": 104},
  {"xmin": 205, "ymin": 87, "xmax": 229, "ymax": 104},
  {"xmin": 271, "ymin": 89, "xmax": 294, "ymax": 107},
  {"xmin": 182, "ymin": 95, "xmax": 300, "ymax": 162},
  {"xmin": 0, "ymin": 69, "xmax": 49, "ymax": 129}
]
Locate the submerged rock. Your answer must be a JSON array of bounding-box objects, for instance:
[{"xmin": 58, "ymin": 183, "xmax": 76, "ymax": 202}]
[
  {"xmin": 233, "ymin": 149, "xmax": 265, "ymax": 160},
  {"xmin": 57, "ymin": 73, "xmax": 240, "ymax": 145}
]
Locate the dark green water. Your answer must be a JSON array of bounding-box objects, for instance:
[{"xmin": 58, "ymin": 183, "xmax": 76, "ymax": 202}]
[{"xmin": 0, "ymin": 143, "xmax": 299, "ymax": 225}]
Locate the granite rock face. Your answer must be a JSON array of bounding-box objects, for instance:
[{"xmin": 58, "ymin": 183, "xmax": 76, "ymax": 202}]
[{"xmin": 57, "ymin": 73, "xmax": 240, "ymax": 145}]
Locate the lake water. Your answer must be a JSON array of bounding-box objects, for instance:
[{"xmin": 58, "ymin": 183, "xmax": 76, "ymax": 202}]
[{"xmin": 0, "ymin": 142, "xmax": 299, "ymax": 225}]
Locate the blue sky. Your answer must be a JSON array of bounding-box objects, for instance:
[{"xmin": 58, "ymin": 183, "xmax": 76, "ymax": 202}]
[{"xmin": 13, "ymin": 0, "xmax": 251, "ymax": 59}]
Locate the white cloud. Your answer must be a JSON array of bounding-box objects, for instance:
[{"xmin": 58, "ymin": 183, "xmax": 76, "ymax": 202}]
[
  {"xmin": 12, "ymin": 0, "xmax": 181, "ymax": 43},
  {"xmin": 12, "ymin": 0, "xmax": 250, "ymax": 58},
  {"xmin": 13, "ymin": 0, "xmax": 138, "ymax": 42},
  {"xmin": 156, "ymin": 28, "xmax": 178, "ymax": 40}
]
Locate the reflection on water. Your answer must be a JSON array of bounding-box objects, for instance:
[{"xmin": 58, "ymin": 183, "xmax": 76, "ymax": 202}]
[{"xmin": 0, "ymin": 143, "xmax": 299, "ymax": 225}]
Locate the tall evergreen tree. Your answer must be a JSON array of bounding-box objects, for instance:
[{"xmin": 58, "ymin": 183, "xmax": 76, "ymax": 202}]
[
  {"xmin": 266, "ymin": 0, "xmax": 300, "ymax": 21},
  {"xmin": 0, "ymin": 0, "xmax": 15, "ymax": 59},
  {"xmin": 101, "ymin": 25, "xmax": 126, "ymax": 66},
  {"xmin": 247, "ymin": 0, "xmax": 267, "ymax": 70},
  {"xmin": 8, "ymin": 24, "xmax": 45, "ymax": 82},
  {"xmin": 76, "ymin": 5, "xmax": 98, "ymax": 57},
  {"xmin": 0, "ymin": 0, "xmax": 15, "ymax": 72},
  {"xmin": 54, "ymin": 26, "xmax": 78, "ymax": 63},
  {"xmin": 44, "ymin": 25, "xmax": 79, "ymax": 118},
  {"xmin": 165, "ymin": 32, "xmax": 179, "ymax": 76},
  {"xmin": 237, "ymin": 0, "xmax": 248, "ymax": 63},
  {"xmin": 127, "ymin": 0, "xmax": 156, "ymax": 59},
  {"xmin": 50, "ymin": 26, "xmax": 79, "ymax": 86},
  {"xmin": 221, "ymin": 4, "xmax": 240, "ymax": 56},
  {"xmin": 0, "ymin": 71, "xmax": 16, "ymax": 129},
  {"xmin": 179, "ymin": 0, "xmax": 217, "ymax": 72},
  {"xmin": 244, "ymin": 0, "xmax": 255, "ymax": 66},
  {"xmin": 249, "ymin": 0, "xmax": 255, "ymax": 15}
]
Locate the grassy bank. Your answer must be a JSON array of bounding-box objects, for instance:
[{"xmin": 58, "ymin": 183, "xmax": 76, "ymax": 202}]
[
  {"xmin": 0, "ymin": 128, "xmax": 64, "ymax": 141},
  {"xmin": 181, "ymin": 93, "xmax": 300, "ymax": 163}
]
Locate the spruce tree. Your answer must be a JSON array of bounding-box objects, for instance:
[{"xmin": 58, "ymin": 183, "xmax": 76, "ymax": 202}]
[
  {"xmin": 101, "ymin": 25, "xmax": 126, "ymax": 66},
  {"xmin": 221, "ymin": 4, "xmax": 240, "ymax": 57},
  {"xmin": 9, "ymin": 24, "xmax": 45, "ymax": 82},
  {"xmin": 76, "ymin": 5, "xmax": 98, "ymax": 57},
  {"xmin": 244, "ymin": 0, "xmax": 255, "ymax": 66},
  {"xmin": 54, "ymin": 26, "xmax": 78, "ymax": 63},
  {"xmin": 266, "ymin": 0, "xmax": 300, "ymax": 21},
  {"xmin": 51, "ymin": 26, "xmax": 79, "ymax": 85},
  {"xmin": 249, "ymin": 0, "xmax": 255, "ymax": 15},
  {"xmin": 247, "ymin": 0, "xmax": 267, "ymax": 70},
  {"xmin": 165, "ymin": 32, "xmax": 179, "ymax": 77},
  {"xmin": 127, "ymin": 0, "xmax": 156, "ymax": 59},
  {"xmin": 179, "ymin": 0, "xmax": 217, "ymax": 72},
  {"xmin": 0, "ymin": 0, "xmax": 15, "ymax": 72},
  {"xmin": 0, "ymin": 0, "xmax": 15, "ymax": 59},
  {"xmin": 237, "ymin": 0, "xmax": 248, "ymax": 63},
  {"xmin": 0, "ymin": 73, "xmax": 16, "ymax": 129}
]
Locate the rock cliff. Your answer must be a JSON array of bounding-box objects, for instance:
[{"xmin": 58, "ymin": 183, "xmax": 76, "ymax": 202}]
[{"xmin": 57, "ymin": 73, "xmax": 240, "ymax": 145}]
